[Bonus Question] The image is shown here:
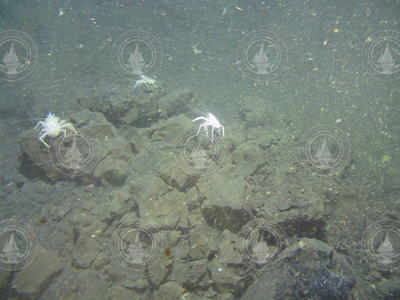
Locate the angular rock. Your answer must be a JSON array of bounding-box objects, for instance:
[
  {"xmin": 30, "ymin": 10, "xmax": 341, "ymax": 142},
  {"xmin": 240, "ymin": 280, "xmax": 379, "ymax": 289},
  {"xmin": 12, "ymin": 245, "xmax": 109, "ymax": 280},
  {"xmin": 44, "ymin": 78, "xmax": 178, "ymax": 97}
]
[
  {"xmin": 121, "ymin": 90, "xmax": 166, "ymax": 127},
  {"xmin": 129, "ymin": 173, "xmax": 170, "ymax": 201},
  {"xmin": 65, "ymin": 207, "xmax": 97, "ymax": 227},
  {"xmin": 183, "ymin": 188, "xmax": 202, "ymax": 211},
  {"xmin": 242, "ymin": 238, "xmax": 355, "ymax": 300},
  {"xmin": 245, "ymin": 146, "xmax": 327, "ymax": 236},
  {"xmin": 149, "ymin": 114, "xmax": 192, "ymax": 144},
  {"xmin": 158, "ymin": 160, "xmax": 198, "ymax": 192},
  {"xmin": 261, "ymin": 183, "xmax": 325, "ymax": 235},
  {"xmin": 70, "ymin": 109, "xmax": 117, "ymax": 140},
  {"xmin": 139, "ymin": 189, "xmax": 189, "ymax": 230},
  {"xmin": 77, "ymin": 86, "xmax": 194, "ymax": 128},
  {"xmin": 18, "ymin": 130, "xmax": 62, "ymax": 180},
  {"xmin": 231, "ymin": 141, "xmax": 266, "ymax": 177},
  {"xmin": 198, "ymin": 167, "xmax": 252, "ymax": 233},
  {"xmin": 118, "ymin": 211, "xmax": 139, "ymax": 227},
  {"xmin": 93, "ymin": 150, "xmax": 130, "ymax": 186},
  {"xmin": 77, "ymin": 95, "xmax": 135, "ymax": 126},
  {"xmin": 208, "ymin": 259, "xmax": 243, "ymax": 294},
  {"xmin": 93, "ymin": 190, "xmax": 129, "ymax": 218},
  {"xmin": 155, "ymin": 281, "xmax": 185, "ymax": 300},
  {"xmin": 18, "ymin": 109, "xmax": 124, "ymax": 185},
  {"xmin": 170, "ymin": 258, "xmax": 209, "ymax": 288},
  {"xmin": 146, "ymin": 256, "xmax": 173, "ymax": 287},
  {"xmin": 216, "ymin": 293, "xmax": 235, "ymax": 300},
  {"xmin": 122, "ymin": 89, "xmax": 194, "ymax": 127},
  {"xmin": 188, "ymin": 226, "xmax": 219, "ymax": 260},
  {"xmin": 165, "ymin": 236, "xmax": 188, "ymax": 262},
  {"xmin": 376, "ymin": 274, "xmax": 400, "ymax": 298},
  {"xmin": 219, "ymin": 230, "xmax": 243, "ymax": 265},
  {"xmin": 40, "ymin": 268, "xmax": 108, "ymax": 299},
  {"xmin": 120, "ymin": 277, "xmax": 149, "ymax": 292},
  {"xmin": 92, "ymin": 251, "xmax": 111, "ymax": 271},
  {"xmin": 153, "ymin": 230, "xmax": 182, "ymax": 249},
  {"xmin": 13, "ymin": 247, "xmax": 63, "ymax": 294},
  {"xmin": 108, "ymin": 286, "xmax": 143, "ymax": 300},
  {"xmin": 177, "ymin": 292, "xmax": 206, "ymax": 300},
  {"xmin": 159, "ymin": 89, "xmax": 195, "ymax": 119},
  {"xmin": 122, "ymin": 126, "xmax": 149, "ymax": 156},
  {"xmin": 72, "ymin": 238, "xmax": 100, "ymax": 269}
]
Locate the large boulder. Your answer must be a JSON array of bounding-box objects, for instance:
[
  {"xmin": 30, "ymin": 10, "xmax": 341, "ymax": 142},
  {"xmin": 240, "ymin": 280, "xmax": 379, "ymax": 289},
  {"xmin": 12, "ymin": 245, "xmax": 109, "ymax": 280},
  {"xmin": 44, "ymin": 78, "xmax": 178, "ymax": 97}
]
[
  {"xmin": 18, "ymin": 109, "xmax": 131, "ymax": 186},
  {"xmin": 198, "ymin": 165, "xmax": 253, "ymax": 233},
  {"xmin": 242, "ymin": 238, "xmax": 355, "ymax": 300}
]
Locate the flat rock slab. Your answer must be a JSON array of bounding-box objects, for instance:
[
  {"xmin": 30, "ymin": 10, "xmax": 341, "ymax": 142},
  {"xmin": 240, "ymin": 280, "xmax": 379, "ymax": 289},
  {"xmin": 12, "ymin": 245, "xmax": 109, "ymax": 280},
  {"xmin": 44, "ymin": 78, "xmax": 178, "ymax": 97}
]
[
  {"xmin": 13, "ymin": 247, "xmax": 63, "ymax": 295},
  {"xmin": 198, "ymin": 170, "xmax": 252, "ymax": 233},
  {"xmin": 139, "ymin": 189, "xmax": 189, "ymax": 230}
]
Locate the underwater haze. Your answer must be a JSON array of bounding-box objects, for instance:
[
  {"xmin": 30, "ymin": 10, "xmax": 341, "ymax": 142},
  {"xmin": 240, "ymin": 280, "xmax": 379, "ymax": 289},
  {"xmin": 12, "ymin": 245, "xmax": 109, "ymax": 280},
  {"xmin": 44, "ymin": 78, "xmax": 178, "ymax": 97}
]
[{"xmin": 0, "ymin": 0, "xmax": 399, "ymax": 299}]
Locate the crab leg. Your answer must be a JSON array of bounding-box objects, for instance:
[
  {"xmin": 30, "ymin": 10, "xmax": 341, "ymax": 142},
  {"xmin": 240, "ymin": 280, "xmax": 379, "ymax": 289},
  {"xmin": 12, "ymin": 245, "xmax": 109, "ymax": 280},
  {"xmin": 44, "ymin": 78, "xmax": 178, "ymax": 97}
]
[
  {"xmin": 34, "ymin": 121, "xmax": 45, "ymax": 130},
  {"xmin": 131, "ymin": 81, "xmax": 140, "ymax": 90},
  {"xmin": 196, "ymin": 124, "xmax": 205, "ymax": 136},
  {"xmin": 61, "ymin": 129, "xmax": 67, "ymax": 138},
  {"xmin": 66, "ymin": 124, "xmax": 77, "ymax": 134},
  {"xmin": 38, "ymin": 133, "xmax": 50, "ymax": 147},
  {"xmin": 192, "ymin": 117, "xmax": 207, "ymax": 122}
]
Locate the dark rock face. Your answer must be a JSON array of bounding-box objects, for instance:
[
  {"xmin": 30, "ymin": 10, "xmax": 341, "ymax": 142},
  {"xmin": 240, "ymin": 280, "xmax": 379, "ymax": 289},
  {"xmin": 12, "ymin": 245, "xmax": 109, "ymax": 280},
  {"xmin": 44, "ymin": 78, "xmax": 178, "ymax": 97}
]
[
  {"xmin": 242, "ymin": 238, "xmax": 355, "ymax": 300},
  {"xmin": 18, "ymin": 133, "xmax": 62, "ymax": 181},
  {"xmin": 201, "ymin": 205, "xmax": 252, "ymax": 234},
  {"xmin": 77, "ymin": 88, "xmax": 195, "ymax": 128}
]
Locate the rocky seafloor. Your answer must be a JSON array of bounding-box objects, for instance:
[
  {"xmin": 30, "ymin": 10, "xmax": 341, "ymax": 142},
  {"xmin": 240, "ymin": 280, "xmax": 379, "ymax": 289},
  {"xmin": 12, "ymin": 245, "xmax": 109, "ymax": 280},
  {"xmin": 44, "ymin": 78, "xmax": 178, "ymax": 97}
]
[{"xmin": 0, "ymin": 84, "xmax": 399, "ymax": 300}]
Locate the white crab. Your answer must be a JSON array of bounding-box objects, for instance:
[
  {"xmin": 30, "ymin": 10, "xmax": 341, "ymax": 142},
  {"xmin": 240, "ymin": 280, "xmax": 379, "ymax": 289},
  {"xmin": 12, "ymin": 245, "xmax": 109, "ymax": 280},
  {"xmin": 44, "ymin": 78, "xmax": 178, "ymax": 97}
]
[
  {"xmin": 192, "ymin": 113, "xmax": 225, "ymax": 142},
  {"xmin": 131, "ymin": 75, "xmax": 158, "ymax": 90},
  {"xmin": 34, "ymin": 113, "xmax": 77, "ymax": 147}
]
